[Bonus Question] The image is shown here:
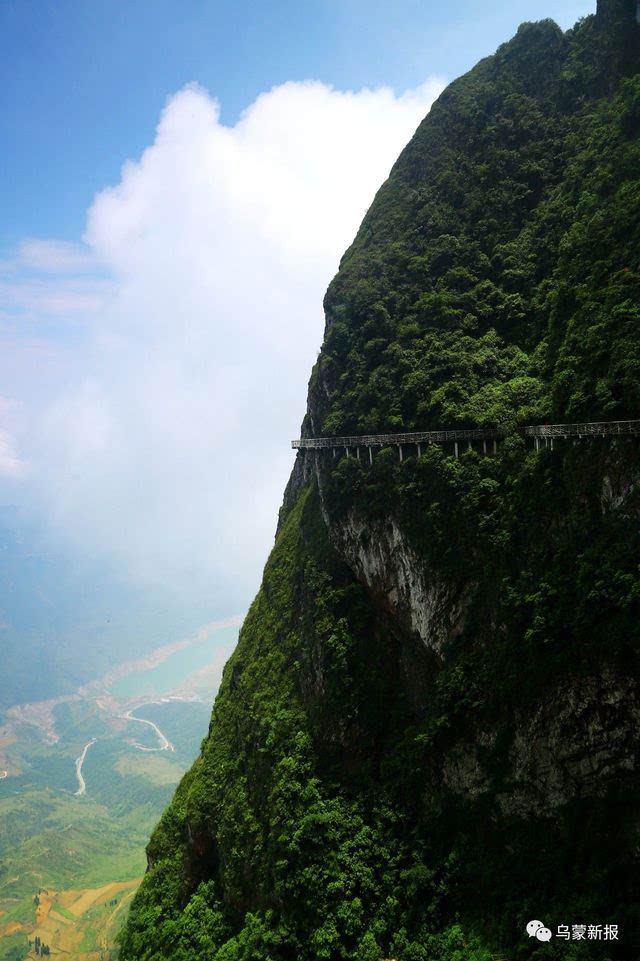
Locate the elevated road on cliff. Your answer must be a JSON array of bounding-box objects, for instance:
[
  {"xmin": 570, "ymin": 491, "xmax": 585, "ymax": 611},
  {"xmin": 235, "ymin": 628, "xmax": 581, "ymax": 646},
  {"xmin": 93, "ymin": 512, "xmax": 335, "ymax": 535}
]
[{"xmin": 292, "ymin": 419, "xmax": 640, "ymax": 460}]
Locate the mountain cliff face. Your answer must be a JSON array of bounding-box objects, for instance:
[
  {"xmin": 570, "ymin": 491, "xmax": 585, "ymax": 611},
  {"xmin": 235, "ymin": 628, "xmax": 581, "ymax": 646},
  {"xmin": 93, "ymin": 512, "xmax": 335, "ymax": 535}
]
[{"xmin": 119, "ymin": 2, "xmax": 640, "ymax": 959}]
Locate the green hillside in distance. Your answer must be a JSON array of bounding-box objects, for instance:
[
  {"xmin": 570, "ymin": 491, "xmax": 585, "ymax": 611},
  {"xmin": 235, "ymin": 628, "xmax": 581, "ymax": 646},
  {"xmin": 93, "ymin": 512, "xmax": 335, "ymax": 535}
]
[
  {"xmin": 0, "ymin": 619, "xmax": 237, "ymax": 961},
  {"xmin": 119, "ymin": 1, "xmax": 640, "ymax": 959},
  {"xmin": 0, "ymin": 695, "xmax": 213, "ymax": 961}
]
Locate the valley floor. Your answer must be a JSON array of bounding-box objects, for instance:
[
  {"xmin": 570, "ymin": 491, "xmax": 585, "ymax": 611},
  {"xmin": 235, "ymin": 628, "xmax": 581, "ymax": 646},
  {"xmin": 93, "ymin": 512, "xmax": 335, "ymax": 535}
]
[{"xmin": 0, "ymin": 621, "xmax": 239, "ymax": 961}]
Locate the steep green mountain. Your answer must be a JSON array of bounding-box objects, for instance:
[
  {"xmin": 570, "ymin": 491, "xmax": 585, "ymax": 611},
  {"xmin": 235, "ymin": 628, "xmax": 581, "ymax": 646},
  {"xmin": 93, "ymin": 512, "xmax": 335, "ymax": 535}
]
[{"xmin": 119, "ymin": 2, "xmax": 640, "ymax": 959}]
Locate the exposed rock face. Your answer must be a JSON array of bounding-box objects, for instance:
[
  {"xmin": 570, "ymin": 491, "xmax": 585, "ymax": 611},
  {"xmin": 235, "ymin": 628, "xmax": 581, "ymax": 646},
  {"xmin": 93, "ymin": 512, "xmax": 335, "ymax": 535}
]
[
  {"xmin": 600, "ymin": 463, "xmax": 640, "ymax": 512},
  {"xmin": 502, "ymin": 670, "xmax": 638, "ymax": 816},
  {"xmin": 439, "ymin": 669, "xmax": 639, "ymax": 815},
  {"xmin": 326, "ymin": 507, "xmax": 470, "ymax": 655},
  {"xmin": 307, "ymin": 445, "xmax": 640, "ymax": 823}
]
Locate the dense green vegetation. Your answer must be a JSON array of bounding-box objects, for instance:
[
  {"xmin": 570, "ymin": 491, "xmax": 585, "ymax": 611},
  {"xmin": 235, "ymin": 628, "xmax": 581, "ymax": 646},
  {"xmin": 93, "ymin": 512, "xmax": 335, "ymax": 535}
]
[
  {"xmin": 311, "ymin": 5, "xmax": 640, "ymax": 438},
  {"xmin": 120, "ymin": 2, "xmax": 640, "ymax": 959}
]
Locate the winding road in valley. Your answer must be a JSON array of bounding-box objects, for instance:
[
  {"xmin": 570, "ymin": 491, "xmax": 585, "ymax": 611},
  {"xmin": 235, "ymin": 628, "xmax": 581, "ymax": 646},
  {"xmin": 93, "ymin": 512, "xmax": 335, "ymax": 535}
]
[
  {"xmin": 72, "ymin": 705, "xmax": 174, "ymax": 796},
  {"xmin": 74, "ymin": 738, "xmax": 97, "ymax": 796},
  {"xmin": 73, "ymin": 706, "xmax": 174, "ymax": 796},
  {"xmin": 119, "ymin": 708, "xmax": 174, "ymax": 752}
]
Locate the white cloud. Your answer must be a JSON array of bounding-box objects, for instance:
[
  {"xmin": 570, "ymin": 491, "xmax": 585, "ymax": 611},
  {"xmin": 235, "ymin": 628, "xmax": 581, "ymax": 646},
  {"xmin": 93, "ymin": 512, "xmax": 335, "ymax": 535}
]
[
  {"xmin": 8, "ymin": 76, "xmax": 445, "ymax": 610},
  {"xmin": 0, "ymin": 430, "xmax": 23, "ymax": 477},
  {"xmin": 0, "ymin": 239, "xmax": 112, "ymax": 328},
  {"xmin": 14, "ymin": 238, "xmax": 100, "ymax": 274},
  {"xmin": 0, "ymin": 277, "xmax": 111, "ymax": 318},
  {"xmin": 0, "ymin": 397, "xmax": 25, "ymax": 478}
]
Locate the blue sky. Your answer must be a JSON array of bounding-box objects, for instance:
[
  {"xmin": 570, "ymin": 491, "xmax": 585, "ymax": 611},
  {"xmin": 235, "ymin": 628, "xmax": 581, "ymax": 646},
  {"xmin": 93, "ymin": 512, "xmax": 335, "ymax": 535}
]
[
  {"xmin": 2, "ymin": 0, "xmax": 593, "ymax": 247},
  {"xmin": 0, "ymin": 0, "xmax": 595, "ymax": 611}
]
